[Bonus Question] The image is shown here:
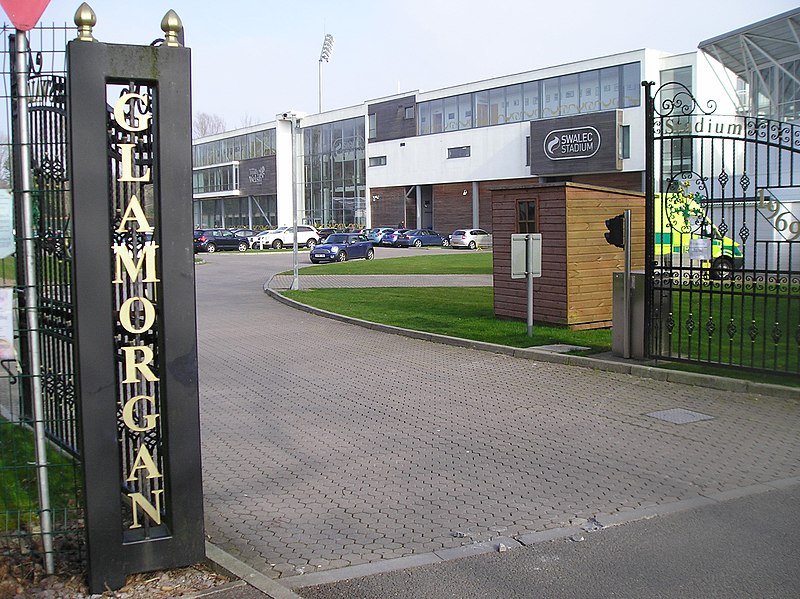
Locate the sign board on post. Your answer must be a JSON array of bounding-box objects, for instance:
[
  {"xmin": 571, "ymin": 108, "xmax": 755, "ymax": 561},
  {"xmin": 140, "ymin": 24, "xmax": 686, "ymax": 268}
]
[
  {"xmin": 511, "ymin": 233, "xmax": 542, "ymax": 279},
  {"xmin": 511, "ymin": 234, "xmax": 542, "ymax": 337},
  {"xmin": 67, "ymin": 25, "xmax": 204, "ymax": 593}
]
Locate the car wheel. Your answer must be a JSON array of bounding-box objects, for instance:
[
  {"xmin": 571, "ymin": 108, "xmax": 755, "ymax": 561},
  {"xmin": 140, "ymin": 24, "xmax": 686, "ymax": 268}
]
[
  {"xmin": 468, "ymin": 240, "xmax": 476, "ymax": 250},
  {"xmin": 365, "ymin": 248, "xmax": 374, "ymax": 260},
  {"xmin": 336, "ymin": 251, "xmax": 348, "ymax": 262},
  {"xmin": 307, "ymin": 238, "xmax": 318, "ymax": 249},
  {"xmin": 413, "ymin": 239, "xmax": 423, "ymax": 248},
  {"xmin": 711, "ymin": 256, "xmax": 734, "ymax": 280},
  {"xmin": 206, "ymin": 243, "xmax": 216, "ymax": 253},
  {"xmin": 237, "ymin": 242, "xmax": 247, "ymax": 252},
  {"xmin": 272, "ymin": 239, "xmax": 283, "ymax": 250},
  {"xmin": 441, "ymin": 238, "xmax": 450, "ymax": 247}
]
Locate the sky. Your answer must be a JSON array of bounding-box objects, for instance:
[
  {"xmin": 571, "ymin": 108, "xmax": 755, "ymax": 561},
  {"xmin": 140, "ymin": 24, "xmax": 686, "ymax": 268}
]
[{"xmin": 26, "ymin": 0, "xmax": 800, "ymax": 132}]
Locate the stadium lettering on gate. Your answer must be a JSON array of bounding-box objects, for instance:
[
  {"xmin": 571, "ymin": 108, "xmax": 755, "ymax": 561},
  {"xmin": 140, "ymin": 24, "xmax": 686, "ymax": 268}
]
[{"xmin": 111, "ymin": 91, "xmax": 164, "ymax": 529}]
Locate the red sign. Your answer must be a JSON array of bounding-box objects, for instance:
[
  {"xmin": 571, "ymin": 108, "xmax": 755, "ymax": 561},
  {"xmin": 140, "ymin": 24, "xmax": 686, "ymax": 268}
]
[{"xmin": 0, "ymin": 0, "xmax": 51, "ymax": 31}]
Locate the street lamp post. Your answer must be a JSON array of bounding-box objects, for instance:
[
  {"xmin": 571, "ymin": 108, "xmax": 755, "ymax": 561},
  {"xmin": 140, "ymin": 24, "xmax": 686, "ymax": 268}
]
[
  {"xmin": 318, "ymin": 34, "xmax": 334, "ymax": 113},
  {"xmin": 279, "ymin": 111, "xmax": 301, "ymax": 290}
]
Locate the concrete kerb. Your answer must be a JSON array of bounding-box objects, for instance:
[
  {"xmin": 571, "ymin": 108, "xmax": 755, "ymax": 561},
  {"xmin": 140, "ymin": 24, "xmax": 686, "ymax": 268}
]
[
  {"xmin": 264, "ymin": 275, "xmax": 800, "ymax": 401},
  {"xmin": 268, "ymin": 478, "xmax": 800, "ymax": 591}
]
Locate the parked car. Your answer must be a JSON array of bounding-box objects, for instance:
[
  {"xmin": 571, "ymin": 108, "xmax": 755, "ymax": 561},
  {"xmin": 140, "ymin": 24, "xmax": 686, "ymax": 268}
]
[
  {"xmin": 367, "ymin": 227, "xmax": 395, "ymax": 244},
  {"xmin": 230, "ymin": 228, "xmax": 258, "ymax": 238},
  {"xmin": 309, "ymin": 233, "xmax": 375, "ymax": 263},
  {"xmin": 317, "ymin": 228, "xmax": 337, "ymax": 242},
  {"xmin": 193, "ymin": 229, "xmax": 249, "ymax": 253},
  {"xmin": 396, "ymin": 229, "xmax": 450, "ymax": 248},
  {"xmin": 379, "ymin": 229, "xmax": 410, "ymax": 247},
  {"xmin": 450, "ymin": 228, "xmax": 492, "ymax": 249},
  {"xmin": 248, "ymin": 225, "xmax": 320, "ymax": 250}
]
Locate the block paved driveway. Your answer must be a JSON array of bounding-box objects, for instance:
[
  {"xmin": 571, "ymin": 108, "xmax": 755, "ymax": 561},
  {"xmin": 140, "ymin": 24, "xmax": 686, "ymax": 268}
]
[{"xmin": 195, "ymin": 251, "xmax": 800, "ymax": 581}]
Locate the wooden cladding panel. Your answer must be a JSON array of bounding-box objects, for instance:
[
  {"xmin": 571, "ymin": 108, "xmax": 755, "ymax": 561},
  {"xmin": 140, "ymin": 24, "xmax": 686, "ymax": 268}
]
[
  {"xmin": 564, "ymin": 186, "xmax": 645, "ymax": 327},
  {"xmin": 368, "ymin": 96, "xmax": 417, "ymax": 142}
]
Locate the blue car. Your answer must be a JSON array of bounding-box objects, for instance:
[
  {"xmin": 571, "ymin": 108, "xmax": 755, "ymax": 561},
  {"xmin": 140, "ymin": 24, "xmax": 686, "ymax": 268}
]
[
  {"xmin": 396, "ymin": 229, "xmax": 450, "ymax": 248},
  {"xmin": 309, "ymin": 233, "xmax": 375, "ymax": 263}
]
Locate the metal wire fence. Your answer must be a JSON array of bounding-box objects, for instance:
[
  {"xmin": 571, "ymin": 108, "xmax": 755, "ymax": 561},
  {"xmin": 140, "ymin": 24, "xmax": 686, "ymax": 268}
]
[{"xmin": 0, "ymin": 22, "xmax": 85, "ymax": 579}]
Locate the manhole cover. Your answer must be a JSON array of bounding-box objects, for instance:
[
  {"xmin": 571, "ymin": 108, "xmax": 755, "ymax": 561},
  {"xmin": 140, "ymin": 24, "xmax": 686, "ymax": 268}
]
[{"xmin": 646, "ymin": 408, "xmax": 714, "ymax": 424}]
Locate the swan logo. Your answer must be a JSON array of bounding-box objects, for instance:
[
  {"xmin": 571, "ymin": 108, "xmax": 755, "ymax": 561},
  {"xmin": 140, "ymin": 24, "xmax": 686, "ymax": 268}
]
[{"xmin": 543, "ymin": 126, "xmax": 601, "ymax": 161}]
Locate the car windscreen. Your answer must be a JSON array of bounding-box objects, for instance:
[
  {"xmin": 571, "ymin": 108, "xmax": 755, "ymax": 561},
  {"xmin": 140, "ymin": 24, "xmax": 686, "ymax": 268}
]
[{"xmin": 326, "ymin": 235, "xmax": 349, "ymax": 244}]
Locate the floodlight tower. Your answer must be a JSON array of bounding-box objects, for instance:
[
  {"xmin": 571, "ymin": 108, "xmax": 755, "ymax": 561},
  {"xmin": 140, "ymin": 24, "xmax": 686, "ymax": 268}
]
[{"xmin": 318, "ymin": 33, "xmax": 335, "ymax": 113}]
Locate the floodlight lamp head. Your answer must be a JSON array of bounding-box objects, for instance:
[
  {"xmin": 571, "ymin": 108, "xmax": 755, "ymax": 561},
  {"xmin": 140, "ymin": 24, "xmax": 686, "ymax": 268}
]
[{"xmin": 319, "ymin": 33, "xmax": 335, "ymax": 62}]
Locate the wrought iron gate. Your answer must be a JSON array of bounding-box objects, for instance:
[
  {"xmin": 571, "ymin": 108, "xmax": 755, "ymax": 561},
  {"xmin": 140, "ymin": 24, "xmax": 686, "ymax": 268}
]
[
  {"xmin": 1, "ymin": 23, "xmax": 82, "ymax": 570},
  {"xmin": 645, "ymin": 81, "xmax": 800, "ymax": 375}
]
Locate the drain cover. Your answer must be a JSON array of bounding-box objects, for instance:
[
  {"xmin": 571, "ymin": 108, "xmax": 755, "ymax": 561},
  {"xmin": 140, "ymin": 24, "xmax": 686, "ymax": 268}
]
[
  {"xmin": 534, "ymin": 344, "xmax": 590, "ymax": 353},
  {"xmin": 646, "ymin": 408, "xmax": 714, "ymax": 424}
]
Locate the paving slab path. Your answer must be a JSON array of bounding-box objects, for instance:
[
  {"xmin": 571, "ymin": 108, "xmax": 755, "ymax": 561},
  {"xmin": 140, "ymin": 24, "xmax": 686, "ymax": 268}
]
[{"xmin": 195, "ymin": 251, "xmax": 800, "ymax": 591}]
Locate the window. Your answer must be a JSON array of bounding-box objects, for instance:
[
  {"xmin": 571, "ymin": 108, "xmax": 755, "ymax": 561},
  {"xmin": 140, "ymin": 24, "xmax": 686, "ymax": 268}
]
[
  {"xmin": 622, "ymin": 62, "xmax": 641, "ymax": 107},
  {"xmin": 412, "ymin": 62, "xmax": 641, "ymax": 135},
  {"xmin": 369, "ymin": 155, "xmax": 387, "ymax": 167},
  {"xmin": 523, "ymin": 81, "xmax": 540, "ymax": 120},
  {"xmin": 525, "ymin": 136, "xmax": 531, "ymax": 166},
  {"xmin": 517, "ymin": 200, "xmax": 537, "ymax": 234},
  {"xmin": 542, "ymin": 77, "xmax": 560, "ymax": 118},
  {"xmin": 579, "ymin": 70, "xmax": 600, "ymax": 113},
  {"xmin": 429, "ymin": 98, "xmax": 444, "ymax": 133},
  {"xmin": 559, "ymin": 74, "xmax": 579, "ymax": 116},
  {"xmin": 506, "ymin": 84, "xmax": 523, "ymax": 123},
  {"xmin": 619, "ymin": 125, "xmax": 630, "ymax": 159},
  {"xmin": 458, "ymin": 94, "xmax": 472, "ymax": 129},
  {"xmin": 473, "ymin": 91, "xmax": 489, "ymax": 127},
  {"xmin": 368, "ymin": 113, "xmax": 376, "ymax": 139},
  {"xmin": 444, "ymin": 96, "xmax": 458, "ymax": 131},
  {"xmin": 404, "ymin": 106, "xmax": 415, "ymax": 119},
  {"xmin": 489, "ymin": 87, "xmax": 505, "ymax": 124},
  {"xmin": 600, "ymin": 66, "xmax": 619, "ymax": 110},
  {"xmin": 447, "ymin": 146, "xmax": 471, "ymax": 159}
]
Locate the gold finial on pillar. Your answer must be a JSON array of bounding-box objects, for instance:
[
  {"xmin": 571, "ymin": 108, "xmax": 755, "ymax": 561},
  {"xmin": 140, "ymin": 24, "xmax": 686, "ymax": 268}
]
[
  {"xmin": 161, "ymin": 10, "xmax": 183, "ymax": 47},
  {"xmin": 74, "ymin": 3, "xmax": 97, "ymax": 42}
]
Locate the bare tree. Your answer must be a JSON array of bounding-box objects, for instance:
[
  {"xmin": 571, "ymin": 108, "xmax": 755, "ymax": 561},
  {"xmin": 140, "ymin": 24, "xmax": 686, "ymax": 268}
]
[
  {"xmin": 239, "ymin": 113, "xmax": 260, "ymax": 129},
  {"xmin": 192, "ymin": 112, "xmax": 226, "ymax": 138}
]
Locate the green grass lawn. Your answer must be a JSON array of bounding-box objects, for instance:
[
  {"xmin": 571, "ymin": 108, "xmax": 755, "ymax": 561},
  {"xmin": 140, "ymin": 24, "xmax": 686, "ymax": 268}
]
[
  {"xmin": 0, "ymin": 417, "xmax": 81, "ymax": 532},
  {"xmin": 661, "ymin": 280, "xmax": 800, "ymax": 374},
  {"xmin": 284, "ymin": 286, "xmax": 612, "ymax": 351},
  {"xmin": 294, "ymin": 251, "xmax": 493, "ymax": 275}
]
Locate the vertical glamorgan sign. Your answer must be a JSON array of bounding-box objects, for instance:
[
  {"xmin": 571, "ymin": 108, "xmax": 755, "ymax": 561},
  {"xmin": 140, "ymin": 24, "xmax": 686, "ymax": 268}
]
[{"xmin": 67, "ymin": 10, "xmax": 204, "ymax": 593}]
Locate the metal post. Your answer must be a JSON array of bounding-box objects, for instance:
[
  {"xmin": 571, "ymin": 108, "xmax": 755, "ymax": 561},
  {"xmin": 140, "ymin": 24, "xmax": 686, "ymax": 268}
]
[
  {"xmin": 15, "ymin": 30, "xmax": 55, "ymax": 575},
  {"xmin": 318, "ymin": 61, "xmax": 322, "ymax": 114},
  {"xmin": 291, "ymin": 116, "xmax": 300, "ymax": 290},
  {"xmin": 623, "ymin": 208, "xmax": 632, "ymax": 359},
  {"xmin": 526, "ymin": 234, "xmax": 534, "ymax": 337}
]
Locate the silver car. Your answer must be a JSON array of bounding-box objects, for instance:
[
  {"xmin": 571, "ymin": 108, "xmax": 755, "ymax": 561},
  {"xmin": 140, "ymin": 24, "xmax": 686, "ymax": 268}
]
[{"xmin": 450, "ymin": 228, "xmax": 492, "ymax": 249}]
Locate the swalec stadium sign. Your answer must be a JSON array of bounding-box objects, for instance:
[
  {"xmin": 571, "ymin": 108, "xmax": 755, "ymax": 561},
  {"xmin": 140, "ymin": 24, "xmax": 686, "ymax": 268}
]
[
  {"xmin": 543, "ymin": 126, "xmax": 600, "ymax": 160},
  {"xmin": 531, "ymin": 111, "xmax": 622, "ymax": 176}
]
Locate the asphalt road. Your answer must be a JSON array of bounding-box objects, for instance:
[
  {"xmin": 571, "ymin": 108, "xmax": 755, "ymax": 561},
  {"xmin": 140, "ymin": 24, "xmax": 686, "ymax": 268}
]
[{"xmin": 297, "ymin": 483, "xmax": 800, "ymax": 599}]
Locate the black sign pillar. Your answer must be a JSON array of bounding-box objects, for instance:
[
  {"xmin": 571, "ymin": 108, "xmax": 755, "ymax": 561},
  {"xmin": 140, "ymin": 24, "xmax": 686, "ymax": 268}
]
[{"xmin": 66, "ymin": 12, "xmax": 203, "ymax": 592}]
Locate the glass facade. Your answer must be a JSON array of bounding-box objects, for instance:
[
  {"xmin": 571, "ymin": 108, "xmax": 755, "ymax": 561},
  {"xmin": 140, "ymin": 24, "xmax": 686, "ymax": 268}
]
[
  {"xmin": 193, "ymin": 195, "xmax": 277, "ymax": 229},
  {"xmin": 418, "ymin": 62, "xmax": 641, "ymax": 135},
  {"xmin": 302, "ymin": 116, "xmax": 367, "ymax": 227},
  {"xmin": 192, "ymin": 164, "xmax": 238, "ymax": 195},
  {"xmin": 192, "ymin": 128, "xmax": 276, "ymax": 167},
  {"xmin": 660, "ymin": 66, "xmax": 694, "ymax": 186},
  {"xmin": 753, "ymin": 59, "xmax": 800, "ymax": 121}
]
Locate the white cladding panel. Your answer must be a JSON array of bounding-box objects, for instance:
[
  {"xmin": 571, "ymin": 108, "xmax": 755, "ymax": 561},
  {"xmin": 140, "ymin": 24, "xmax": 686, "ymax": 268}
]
[{"xmin": 368, "ymin": 108, "xmax": 647, "ymax": 188}]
